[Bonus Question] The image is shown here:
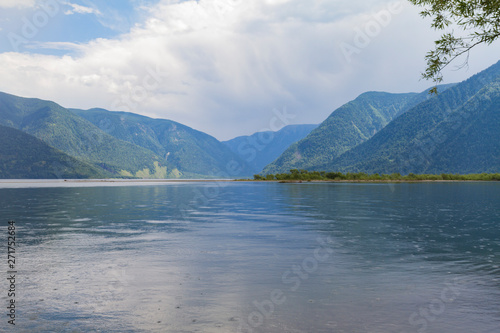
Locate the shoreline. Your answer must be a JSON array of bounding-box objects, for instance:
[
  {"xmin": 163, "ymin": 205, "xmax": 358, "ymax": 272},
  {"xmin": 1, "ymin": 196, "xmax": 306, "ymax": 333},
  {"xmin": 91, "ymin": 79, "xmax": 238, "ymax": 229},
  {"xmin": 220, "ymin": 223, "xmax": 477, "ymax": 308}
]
[
  {"xmin": 0, "ymin": 178, "xmax": 236, "ymax": 189},
  {"xmin": 0, "ymin": 178, "xmax": 498, "ymax": 183},
  {"xmin": 0, "ymin": 178, "xmax": 497, "ymax": 189},
  {"xmin": 0, "ymin": 178, "xmax": 234, "ymax": 183},
  {"xmin": 269, "ymin": 179, "xmax": 499, "ymax": 183}
]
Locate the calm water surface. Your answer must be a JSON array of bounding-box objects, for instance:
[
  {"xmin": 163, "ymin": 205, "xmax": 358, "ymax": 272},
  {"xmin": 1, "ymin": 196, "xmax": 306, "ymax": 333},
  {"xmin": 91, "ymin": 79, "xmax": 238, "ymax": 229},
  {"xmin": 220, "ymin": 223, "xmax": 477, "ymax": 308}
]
[{"xmin": 0, "ymin": 182, "xmax": 499, "ymax": 332}]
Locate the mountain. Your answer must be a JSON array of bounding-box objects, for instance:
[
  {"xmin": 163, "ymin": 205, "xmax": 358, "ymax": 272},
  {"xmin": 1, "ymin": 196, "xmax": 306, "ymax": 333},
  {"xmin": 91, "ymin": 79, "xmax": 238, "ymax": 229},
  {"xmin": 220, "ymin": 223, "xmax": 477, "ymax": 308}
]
[
  {"xmin": 262, "ymin": 87, "xmax": 446, "ymax": 174},
  {"xmin": 222, "ymin": 124, "xmax": 318, "ymax": 174},
  {"xmin": 70, "ymin": 108, "xmax": 254, "ymax": 178},
  {"xmin": 324, "ymin": 61, "xmax": 500, "ymax": 174},
  {"xmin": 3, "ymin": 59, "xmax": 498, "ymax": 179},
  {"xmin": 0, "ymin": 125, "xmax": 106, "ymax": 179},
  {"xmin": 0, "ymin": 92, "xmax": 171, "ymax": 178}
]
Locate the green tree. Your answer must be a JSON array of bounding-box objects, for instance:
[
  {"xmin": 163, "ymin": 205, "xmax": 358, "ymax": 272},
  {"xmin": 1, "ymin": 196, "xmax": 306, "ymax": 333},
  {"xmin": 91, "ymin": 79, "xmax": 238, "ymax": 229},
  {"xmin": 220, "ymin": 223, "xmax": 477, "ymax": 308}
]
[
  {"xmin": 265, "ymin": 174, "xmax": 276, "ymax": 180},
  {"xmin": 409, "ymin": 0, "xmax": 500, "ymax": 92}
]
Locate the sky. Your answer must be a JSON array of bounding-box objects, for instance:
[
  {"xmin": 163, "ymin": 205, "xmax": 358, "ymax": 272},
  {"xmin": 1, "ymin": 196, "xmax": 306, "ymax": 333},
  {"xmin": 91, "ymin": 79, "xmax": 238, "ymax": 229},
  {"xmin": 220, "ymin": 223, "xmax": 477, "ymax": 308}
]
[{"xmin": 0, "ymin": 0, "xmax": 499, "ymax": 141}]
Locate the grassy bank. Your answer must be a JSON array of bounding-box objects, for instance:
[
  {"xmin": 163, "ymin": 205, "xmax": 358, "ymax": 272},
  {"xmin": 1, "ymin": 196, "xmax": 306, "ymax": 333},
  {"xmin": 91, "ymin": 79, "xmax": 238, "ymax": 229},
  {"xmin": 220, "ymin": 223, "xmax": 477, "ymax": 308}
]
[{"xmin": 252, "ymin": 170, "xmax": 500, "ymax": 182}]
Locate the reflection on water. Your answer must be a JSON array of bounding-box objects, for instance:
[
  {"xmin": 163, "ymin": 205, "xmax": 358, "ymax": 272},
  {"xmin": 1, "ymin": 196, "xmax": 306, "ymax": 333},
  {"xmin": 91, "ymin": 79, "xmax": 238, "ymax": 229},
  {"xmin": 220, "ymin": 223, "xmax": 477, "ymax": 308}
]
[{"xmin": 0, "ymin": 182, "xmax": 499, "ymax": 332}]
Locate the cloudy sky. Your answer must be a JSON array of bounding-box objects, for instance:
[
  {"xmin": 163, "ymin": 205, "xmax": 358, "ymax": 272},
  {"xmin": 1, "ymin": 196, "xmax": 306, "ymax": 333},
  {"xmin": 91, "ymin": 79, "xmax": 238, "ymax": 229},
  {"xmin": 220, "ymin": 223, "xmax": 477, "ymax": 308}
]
[{"xmin": 1, "ymin": 0, "xmax": 499, "ymax": 140}]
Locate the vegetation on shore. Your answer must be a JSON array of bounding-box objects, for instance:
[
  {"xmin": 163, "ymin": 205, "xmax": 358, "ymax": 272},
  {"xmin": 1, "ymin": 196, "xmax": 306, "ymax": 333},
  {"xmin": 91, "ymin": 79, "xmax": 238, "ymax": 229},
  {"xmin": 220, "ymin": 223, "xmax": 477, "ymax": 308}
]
[{"xmin": 253, "ymin": 169, "xmax": 500, "ymax": 182}]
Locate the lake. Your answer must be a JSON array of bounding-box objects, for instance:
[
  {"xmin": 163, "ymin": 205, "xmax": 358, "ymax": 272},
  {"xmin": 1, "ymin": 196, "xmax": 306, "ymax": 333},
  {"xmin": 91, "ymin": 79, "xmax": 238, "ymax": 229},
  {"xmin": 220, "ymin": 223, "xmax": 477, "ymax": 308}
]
[{"xmin": 0, "ymin": 181, "xmax": 499, "ymax": 332}]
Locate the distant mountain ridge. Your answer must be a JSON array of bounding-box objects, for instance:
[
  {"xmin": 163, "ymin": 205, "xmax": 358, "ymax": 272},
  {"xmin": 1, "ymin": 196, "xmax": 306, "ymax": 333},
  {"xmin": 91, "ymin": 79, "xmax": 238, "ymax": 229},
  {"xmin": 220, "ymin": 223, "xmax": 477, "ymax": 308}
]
[
  {"xmin": 0, "ymin": 92, "xmax": 171, "ymax": 178},
  {"xmin": 223, "ymin": 124, "xmax": 318, "ymax": 174},
  {"xmin": 263, "ymin": 61, "xmax": 500, "ymax": 175},
  {"xmin": 70, "ymin": 108, "xmax": 254, "ymax": 178},
  {"xmin": 0, "ymin": 92, "xmax": 253, "ymax": 178},
  {"xmin": 262, "ymin": 87, "xmax": 446, "ymax": 174},
  {"xmin": 326, "ymin": 62, "xmax": 500, "ymax": 174},
  {"xmin": 1, "ymin": 61, "xmax": 498, "ymax": 179}
]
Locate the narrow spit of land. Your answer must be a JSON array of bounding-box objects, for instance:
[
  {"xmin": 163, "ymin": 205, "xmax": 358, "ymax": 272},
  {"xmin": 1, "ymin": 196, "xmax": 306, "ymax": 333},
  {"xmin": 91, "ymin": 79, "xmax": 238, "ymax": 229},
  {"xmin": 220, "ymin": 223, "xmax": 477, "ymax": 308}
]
[
  {"xmin": 250, "ymin": 170, "xmax": 500, "ymax": 182},
  {"xmin": 0, "ymin": 171, "xmax": 498, "ymax": 188}
]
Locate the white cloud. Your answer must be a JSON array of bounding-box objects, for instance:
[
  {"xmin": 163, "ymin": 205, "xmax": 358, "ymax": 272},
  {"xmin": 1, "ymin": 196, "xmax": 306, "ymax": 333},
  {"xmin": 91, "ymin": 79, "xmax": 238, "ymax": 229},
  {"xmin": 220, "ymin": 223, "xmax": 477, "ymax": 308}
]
[
  {"xmin": 0, "ymin": 0, "xmax": 36, "ymax": 8},
  {"xmin": 0, "ymin": 0, "xmax": 499, "ymax": 140},
  {"xmin": 28, "ymin": 41, "xmax": 84, "ymax": 51},
  {"xmin": 64, "ymin": 2, "xmax": 101, "ymax": 15}
]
